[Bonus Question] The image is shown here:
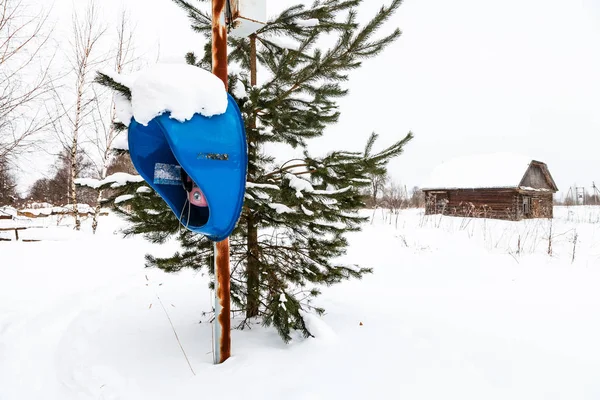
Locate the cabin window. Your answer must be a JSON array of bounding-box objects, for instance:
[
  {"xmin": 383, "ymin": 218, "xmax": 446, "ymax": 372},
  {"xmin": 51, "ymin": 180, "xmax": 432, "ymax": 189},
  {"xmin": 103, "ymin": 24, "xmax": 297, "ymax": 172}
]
[{"xmin": 522, "ymin": 196, "xmax": 531, "ymax": 216}]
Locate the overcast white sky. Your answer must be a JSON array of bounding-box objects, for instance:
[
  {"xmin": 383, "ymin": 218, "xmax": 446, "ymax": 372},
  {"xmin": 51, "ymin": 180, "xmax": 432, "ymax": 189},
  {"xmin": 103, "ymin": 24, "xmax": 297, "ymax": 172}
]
[{"xmin": 23, "ymin": 0, "xmax": 600, "ymax": 198}]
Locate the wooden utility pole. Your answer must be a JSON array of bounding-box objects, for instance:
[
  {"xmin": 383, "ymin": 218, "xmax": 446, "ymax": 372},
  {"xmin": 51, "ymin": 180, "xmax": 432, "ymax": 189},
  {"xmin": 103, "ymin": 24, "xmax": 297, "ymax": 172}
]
[
  {"xmin": 245, "ymin": 33, "xmax": 260, "ymax": 318},
  {"xmin": 211, "ymin": 0, "xmax": 231, "ymax": 365}
]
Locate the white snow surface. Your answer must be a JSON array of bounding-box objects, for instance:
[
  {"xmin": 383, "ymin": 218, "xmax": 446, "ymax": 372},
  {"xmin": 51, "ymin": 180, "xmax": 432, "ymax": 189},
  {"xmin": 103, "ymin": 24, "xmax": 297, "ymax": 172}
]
[
  {"xmin": 3, "ymin": 207, "xmax": 600, "ymax": 399},
  {"xmin": 295, "ymin": 18, "xmax": 320, "ymax": 27},
  {"xmin": 254, "ymin": 191, "xmax": 271, "ymax": 200},
  {"xmin": 279, "ymin": 293, "xmax": 287, "ymax": 311},
  {"xmin": 351, "ymin": 178, "xmax": 371, "ymax": 183},
  {"xmin": 246, "ymin": 182, "xmax": 280, "ymax": 190},
  {"xmin": 267, "ymin": 36, "xmax": 300, "ymax": 51},
  {"xmin": 285, "ymin": 174, "xmax": 351, "ymax": 197},
  {"xmin": 0, "ymin": 218, "xmax": 41, "ymax": 229},
  {"xmin": 519, "ymin": 186, "xmax": 552, "ymax": 192},
  {"xmin": 111, "ymin": 130, "xmax": 129, "ymax": 150},
  {"xmin": 103, "ymin": 63, "xmax": 228, "ymax": 127},
  {"xmin": 113, "ymin": 92, "xmax": 134, "ymax": 128},
  {"xmin": 268, "ymin": 203, "xmax": 295, "ymax": 214},
  {"xmin": 0, "ymin": 206, "xmax": 17, "ymax": 217},
  {"xmin": 286, "ymin": 173, "xmax": 314, "ymax": 197},
  {"xmin": 301, "ymin": 204, "xmax": 314, "ymax": 216},
  {"xmin": 73, "ymin": 177, "xmax": 101, "ymax": 188},
  {"xmin": 136, "ymin": 186, "xmax": 152, "ymax": 194},
  {"xmin": 313, "ymin": 186, "xmax": 351, "ymax": 195},
  {"xmin": 18, "ymin": 203, "xmax": 95, "ymax": 216},
  {"xmin": 231, "ymin": 81, "xmax": 248, "ymax": 99},
  {"xmin": 421, "ymin": 152, "xmax": 533, "ymax": 190},
  {"xmin": 75, "ymin": 173, "xmax": 144, "ymax": 189},
  {"xmin": 115, "ymin": 194, "xmax": 135, "ymax": 204}
]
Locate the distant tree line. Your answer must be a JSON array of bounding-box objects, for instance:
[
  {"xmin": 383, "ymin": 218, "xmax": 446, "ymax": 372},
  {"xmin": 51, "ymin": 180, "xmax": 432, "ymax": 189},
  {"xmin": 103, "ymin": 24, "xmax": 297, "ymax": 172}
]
[
  {"xmin": 362, "ymin": 174, "xmax": 425, "ymax": 210},
  {"xmin": 1, "ymin": 151, "xmax": 135, "ymax": 208}
]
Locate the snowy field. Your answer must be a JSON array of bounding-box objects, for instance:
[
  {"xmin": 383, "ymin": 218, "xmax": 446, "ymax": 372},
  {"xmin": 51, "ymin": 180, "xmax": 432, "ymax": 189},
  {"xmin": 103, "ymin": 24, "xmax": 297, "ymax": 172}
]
[{"xmin": 1, "ymin": 206, "xmax": 600, "ymax": 399}]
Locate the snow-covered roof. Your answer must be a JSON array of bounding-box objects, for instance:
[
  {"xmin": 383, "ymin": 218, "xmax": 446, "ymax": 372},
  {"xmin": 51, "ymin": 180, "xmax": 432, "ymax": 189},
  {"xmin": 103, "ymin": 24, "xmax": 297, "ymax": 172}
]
[{"xmin": 421, "ymin": 153, "xmax": 536, "ymax": 190}]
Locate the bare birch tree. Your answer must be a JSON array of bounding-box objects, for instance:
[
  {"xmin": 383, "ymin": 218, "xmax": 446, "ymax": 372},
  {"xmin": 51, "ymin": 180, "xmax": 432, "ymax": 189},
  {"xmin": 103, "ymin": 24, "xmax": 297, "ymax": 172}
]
[
  {"xmin": 87, "ymin": 10, "xmax": 136, "ymax": 233},
  {"xmin": 0, "ymin": 0, "xmax": 55, "ymax": 163},
  {"xmin": 51, "ymin": 1, "xmax": 106, "ymax": 230}
]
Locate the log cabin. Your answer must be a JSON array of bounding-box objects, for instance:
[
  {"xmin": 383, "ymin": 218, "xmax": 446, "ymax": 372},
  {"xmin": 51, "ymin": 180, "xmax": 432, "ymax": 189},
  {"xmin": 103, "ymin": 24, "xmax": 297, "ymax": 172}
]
[{"xmin": 421, "ymin": 153, "xmax": 558, "ymax": 220}]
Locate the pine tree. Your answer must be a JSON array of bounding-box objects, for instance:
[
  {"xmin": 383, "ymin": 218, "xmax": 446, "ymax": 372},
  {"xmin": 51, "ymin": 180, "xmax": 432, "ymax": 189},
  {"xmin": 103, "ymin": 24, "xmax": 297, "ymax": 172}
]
[{"xmin": 95, "ymin": 0, "xmax": 413, "ymax": 342}]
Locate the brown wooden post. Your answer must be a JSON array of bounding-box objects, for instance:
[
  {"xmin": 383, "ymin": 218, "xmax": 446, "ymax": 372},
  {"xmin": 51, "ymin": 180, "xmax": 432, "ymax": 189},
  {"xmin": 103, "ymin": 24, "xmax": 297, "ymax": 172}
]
[
  {"xmin": 211, "ymin": 0, "xmax": 231, "ymax": 364},
  {"xmin": 245, "ymin": 33, "xmax": 260, "ymax": 318}
]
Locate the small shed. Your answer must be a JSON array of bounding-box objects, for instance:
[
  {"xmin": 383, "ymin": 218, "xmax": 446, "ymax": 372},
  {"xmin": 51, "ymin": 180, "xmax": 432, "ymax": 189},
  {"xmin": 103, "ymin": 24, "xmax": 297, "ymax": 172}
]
[{"xmin": 421, "ymin": 153, "xmax": 558, "ymax": 220}]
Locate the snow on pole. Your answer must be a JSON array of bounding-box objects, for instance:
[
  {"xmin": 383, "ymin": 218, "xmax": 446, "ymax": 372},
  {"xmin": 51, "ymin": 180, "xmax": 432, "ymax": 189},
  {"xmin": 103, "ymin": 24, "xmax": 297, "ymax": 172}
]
[{"xmin": 211, "ymin": 0, "xmax": 231, "ymax": 366}]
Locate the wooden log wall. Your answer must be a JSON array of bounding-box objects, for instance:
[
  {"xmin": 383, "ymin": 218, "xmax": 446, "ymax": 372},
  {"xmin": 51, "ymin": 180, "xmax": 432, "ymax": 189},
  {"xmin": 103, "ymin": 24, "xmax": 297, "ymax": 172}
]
[
  {"xmin": 425, "ymin": 189, "xmax": 519, "ymax": 220},
  {"xmin": 425, "ymin": 189, "xmax": 554, "ymax": 220},
  {"xmin": 517, "ymin": 191, "xmax": 553, "ymax": 219}
]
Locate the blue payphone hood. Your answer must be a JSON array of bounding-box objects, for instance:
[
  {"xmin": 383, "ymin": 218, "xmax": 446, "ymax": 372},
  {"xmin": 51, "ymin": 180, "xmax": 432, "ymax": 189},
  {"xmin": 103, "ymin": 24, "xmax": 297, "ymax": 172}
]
[{"xmin": 127, "ymin": 94, "xmax": 247, "ymax": 242}]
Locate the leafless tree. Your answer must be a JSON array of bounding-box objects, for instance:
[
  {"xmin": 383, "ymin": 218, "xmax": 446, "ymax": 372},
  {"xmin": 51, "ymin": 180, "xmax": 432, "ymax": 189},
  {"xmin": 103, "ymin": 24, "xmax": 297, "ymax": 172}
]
[
  {"xmin": 87, "ymin": 9, "xmax": 136, "ymax": 233},
  {"xmin": 0, "ymin": 0, "xmax": 56, "ymax": 163},
  {"xmin": 49, "ymin": 0, "xmax": 107, "ymax": 230},
  {"xmin": 0, "ymin": 157, "xmax": 18, "ymax": 205},
  {"xmin": 382, "ymin": 181, "xmax": 406, "ymax": 228},
  {"xmin": 409, "ymin": 186, "xmax": 425, "ymax": 208},
  {"xmin": 366, "ymin": 172, "xmax": 387, "ymax": 208}
]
